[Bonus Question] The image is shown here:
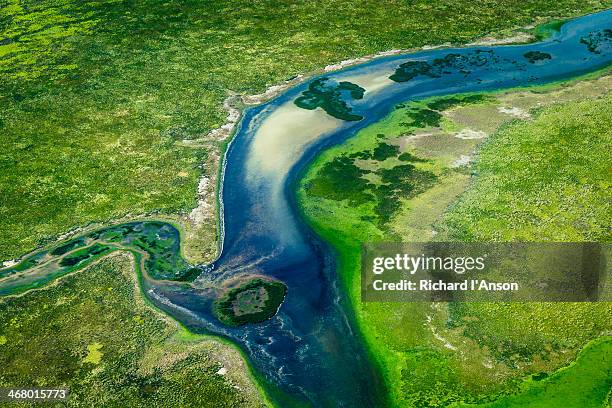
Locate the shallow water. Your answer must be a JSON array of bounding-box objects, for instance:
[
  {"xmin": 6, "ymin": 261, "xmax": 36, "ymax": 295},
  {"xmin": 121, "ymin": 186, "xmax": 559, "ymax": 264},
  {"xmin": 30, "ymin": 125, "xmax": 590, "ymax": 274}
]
[{"xmin": 2, "ymin": 10, "xmax": 611, "ymax": 407}]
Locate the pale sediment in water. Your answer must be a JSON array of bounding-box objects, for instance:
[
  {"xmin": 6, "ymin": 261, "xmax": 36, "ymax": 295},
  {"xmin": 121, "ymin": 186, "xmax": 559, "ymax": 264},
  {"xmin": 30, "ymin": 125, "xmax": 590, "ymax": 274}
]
[
  {"xmin": 246, "ymin": 103, "xmax": 342, "ymax": 180},
  {"xmin": 186, "ymin": 25, "xmax": 543, "ymax": 250},
  {"xmin": 338, "ymin": 70, "xmax": 396, "ymax": 95}
]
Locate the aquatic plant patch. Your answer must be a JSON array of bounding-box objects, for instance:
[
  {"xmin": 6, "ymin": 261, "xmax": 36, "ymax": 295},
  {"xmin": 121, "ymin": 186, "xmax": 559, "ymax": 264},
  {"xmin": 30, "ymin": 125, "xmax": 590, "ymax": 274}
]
[
  {"xmin": 0, "ymin": 221, "xmax": 198, "ymax": 296},
  {"xmin": 390, "ymin": 50, "xmax": 516, "ymax": 83},
  {"xmin": 294, "ymin": 77, "xmax": 365, "ymax": 121},
  {"xmin": 580, "ymin": 28, "xmax": 612, "ymax": 54},
  {"xmin": 523, "ymin": 50, "xmax": 552, "ymax": 63}
]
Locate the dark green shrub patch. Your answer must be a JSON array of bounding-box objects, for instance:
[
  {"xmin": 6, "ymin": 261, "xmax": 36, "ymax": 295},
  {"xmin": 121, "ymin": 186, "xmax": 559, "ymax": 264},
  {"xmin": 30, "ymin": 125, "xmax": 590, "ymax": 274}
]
[
  {"xmin": 523, "ymin": 50, "xmax": 552, "ymax": 63},
  {"xmin": 214, "ymin": 278, "xmax": 287, "ymax": 326},
  {"xmin": 305, "ymin": 143, "xmax": 436, "ymax": 227},
  {"xmin": 295, "ymin": 78, "xmax": 365, "ymax": 121},
  {"xmin": 306, "ymin": 155, "xmax": 375, "ymax": 205}
]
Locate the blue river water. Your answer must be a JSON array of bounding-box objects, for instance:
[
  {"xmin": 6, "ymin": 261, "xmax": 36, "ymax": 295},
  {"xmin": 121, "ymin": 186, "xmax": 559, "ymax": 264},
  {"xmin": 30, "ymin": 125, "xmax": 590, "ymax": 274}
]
[
  {"xmin": 143, "ymin": 10, "xmax": 611, "ymax": 407},
  {"xmin": 2, "ymin": 10, "xmax": 609, "ymax": 408}
]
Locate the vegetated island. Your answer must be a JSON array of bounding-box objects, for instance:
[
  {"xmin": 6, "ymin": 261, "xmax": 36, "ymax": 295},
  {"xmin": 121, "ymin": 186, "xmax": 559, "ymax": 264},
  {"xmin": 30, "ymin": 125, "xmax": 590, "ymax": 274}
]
[
  {"xmin": 214, "ymin": 278, "xmax": 287, "ymax": 326},
  {"xmin": 294, "ymin": 77, "xmax": 365, "ymax": 121},
  {"xmin": 523, "ymin": 50, "xmax": 552, "ymax": 63}
]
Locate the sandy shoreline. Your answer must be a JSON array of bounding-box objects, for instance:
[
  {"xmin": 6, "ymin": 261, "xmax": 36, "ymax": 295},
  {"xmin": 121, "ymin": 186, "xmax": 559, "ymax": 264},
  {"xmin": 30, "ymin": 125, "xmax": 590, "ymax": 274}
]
[
  {"xmin": 201, "ymin": 30, "xmax": 536, "ymax": 143},
  {"xmin": 186, "ymin": 29, "xmax": 537, "ymax": 251}
]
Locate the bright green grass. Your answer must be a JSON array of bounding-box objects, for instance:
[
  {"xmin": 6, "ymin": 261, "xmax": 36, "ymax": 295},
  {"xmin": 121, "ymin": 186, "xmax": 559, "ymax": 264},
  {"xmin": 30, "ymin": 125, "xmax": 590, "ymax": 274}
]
[
  {"xmin": 298, "ymin": 89, "xmax": 612, "ymax": 407},
  {"xmin": 438, "ymin": 95, "xmax": 611, "ymax": 242},
  {"xmin": 0, "ymin": 254, "xmax": 261, "ymax": 407},
  {"xmin": 1, "ymin": 0, "xmax": 611, "ymax": 260},
  {"xmin": 457, "ymin": 337, "xmax": 612, "ymax": 408}
]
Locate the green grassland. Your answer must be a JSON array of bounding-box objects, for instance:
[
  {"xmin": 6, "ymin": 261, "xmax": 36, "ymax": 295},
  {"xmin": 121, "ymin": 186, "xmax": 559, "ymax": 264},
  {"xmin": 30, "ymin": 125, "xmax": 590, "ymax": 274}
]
[
  {"xmin": 457, "ymin": 336, "xmax": 612, "ymax": 408},
  {"xmin": 2, "ymin": 0, "xmax": 611, "ymax": 263},
  {"xmin": 437, "ymin": 96, "xmax": 611, "ymax": 242},
  {"xmin": 298, "ymin": 77, "xmax": 612, "ymax": 407},
  {"xmin": 0, "ymin": 253, "xmax": 265, "ymax": 407}
]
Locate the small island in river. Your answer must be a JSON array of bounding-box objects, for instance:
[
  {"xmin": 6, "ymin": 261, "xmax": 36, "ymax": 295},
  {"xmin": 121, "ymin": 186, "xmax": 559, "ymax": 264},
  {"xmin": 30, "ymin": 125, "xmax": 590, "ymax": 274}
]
[{"xmin": 214, "ymin": 277, "xmax": 288, "ymax": 326}]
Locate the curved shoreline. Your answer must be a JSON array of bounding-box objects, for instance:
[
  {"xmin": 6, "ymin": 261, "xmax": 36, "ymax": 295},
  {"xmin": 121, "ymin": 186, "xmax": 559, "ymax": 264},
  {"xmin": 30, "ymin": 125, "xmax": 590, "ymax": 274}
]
[
  {"xmin": 195, "ymin": 23, "xmax": 547, "ymax": 271},
  {"xmin": 0, "ymin": 12, "xmax": 570, "ymax": 270},
  {"xmin": 188, "ymin": 11, "xmax": 576, "ymax": 276}
]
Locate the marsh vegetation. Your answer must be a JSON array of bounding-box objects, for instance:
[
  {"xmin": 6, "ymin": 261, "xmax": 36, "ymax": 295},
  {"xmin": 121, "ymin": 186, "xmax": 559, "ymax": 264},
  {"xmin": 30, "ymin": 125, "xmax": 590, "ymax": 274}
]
[
  {"xmin": 0, "ymin": 255, "xmax": 264, "ymax": 407},
  {"xmin": 299, "ymin": 75, "xmax": 612, "ymax": 407}
]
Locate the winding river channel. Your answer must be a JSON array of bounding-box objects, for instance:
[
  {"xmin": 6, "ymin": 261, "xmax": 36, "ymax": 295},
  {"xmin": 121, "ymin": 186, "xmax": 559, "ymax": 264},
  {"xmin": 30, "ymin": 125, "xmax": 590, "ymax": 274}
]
[{"xmin": 1, "ymin": 10, "xmax": 611, "ymax": 407}]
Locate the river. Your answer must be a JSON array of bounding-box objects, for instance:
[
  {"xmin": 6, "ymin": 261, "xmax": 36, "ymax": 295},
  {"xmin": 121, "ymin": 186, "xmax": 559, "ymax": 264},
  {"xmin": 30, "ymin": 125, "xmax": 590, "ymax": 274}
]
[{"xmin": 1, "ymin": 9, "xmax": 611, "ymax": 407}]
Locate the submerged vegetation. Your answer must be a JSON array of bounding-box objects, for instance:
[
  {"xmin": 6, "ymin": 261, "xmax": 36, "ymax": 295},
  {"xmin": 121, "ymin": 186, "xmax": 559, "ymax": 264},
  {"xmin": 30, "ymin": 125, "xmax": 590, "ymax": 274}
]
[
  {"xmin": 0, "ymin": 221, "xmax": 198, "ymax": 296},
  {"xmin": 580, "ymin": 28, "xmax": 612, "ymax": 54},
  {"xmin": 533, "ymin": 19, "xmax": 568, "ymax": 40},
  {"xmin": 214, "ymin": 278, "xmax": 287, "ymax": 327},
  {"xmin": 295, "ymin": 78, "xmax": 365, "ymax": 121},
  {"xmin": 389, "ymin": 50, "xmax": 505, "ymax": 82},
  {"xmin": 299, "ymin": 77, "xmax": 612, "ymax": 407},
  {"xmin": 523, "ymin": 50, "xmax": 552, "ymax": 63}
]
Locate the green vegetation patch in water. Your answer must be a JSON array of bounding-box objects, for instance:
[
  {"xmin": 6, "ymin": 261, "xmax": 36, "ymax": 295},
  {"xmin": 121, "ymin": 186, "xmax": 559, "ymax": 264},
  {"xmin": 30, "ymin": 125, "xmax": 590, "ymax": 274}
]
[
  {"xmin": 0, "ymin": 221, "xmax": 200, "ymax": 296},
  {"xmin": 389, "ymin": 50, "xmax": 503, "ymax": 83},
  {"xmin": 214, "ymin": 278, "xmax": 287, "ymax": 327},
  {"xmin": 523, "ymin": 50, "xmax": 552, "ymax": 63},
  {"xmin": 49, "ymin": 237, "xmax": 87, "ymax": 256},
  {"xmin": 295, "ymin": 77, "xmax": 365, "ymax": 121},
  {"xmin": 580, "ymin": 28, "xmax": 612, "ymax": 54},
  {"xmin": 59, "ymin": 242, "xmax": 114, "ymax": 267}
]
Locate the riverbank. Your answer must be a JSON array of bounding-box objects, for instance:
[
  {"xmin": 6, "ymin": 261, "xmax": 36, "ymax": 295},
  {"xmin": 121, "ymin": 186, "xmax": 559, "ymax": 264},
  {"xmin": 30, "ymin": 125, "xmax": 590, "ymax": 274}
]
[
  {"xmin": 184, "ymin": 7, "xmax": 579, "ymax": 269},
  {"xmin": 297, "ymin": 71, "xmax": 612, "ymax": 406}
]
